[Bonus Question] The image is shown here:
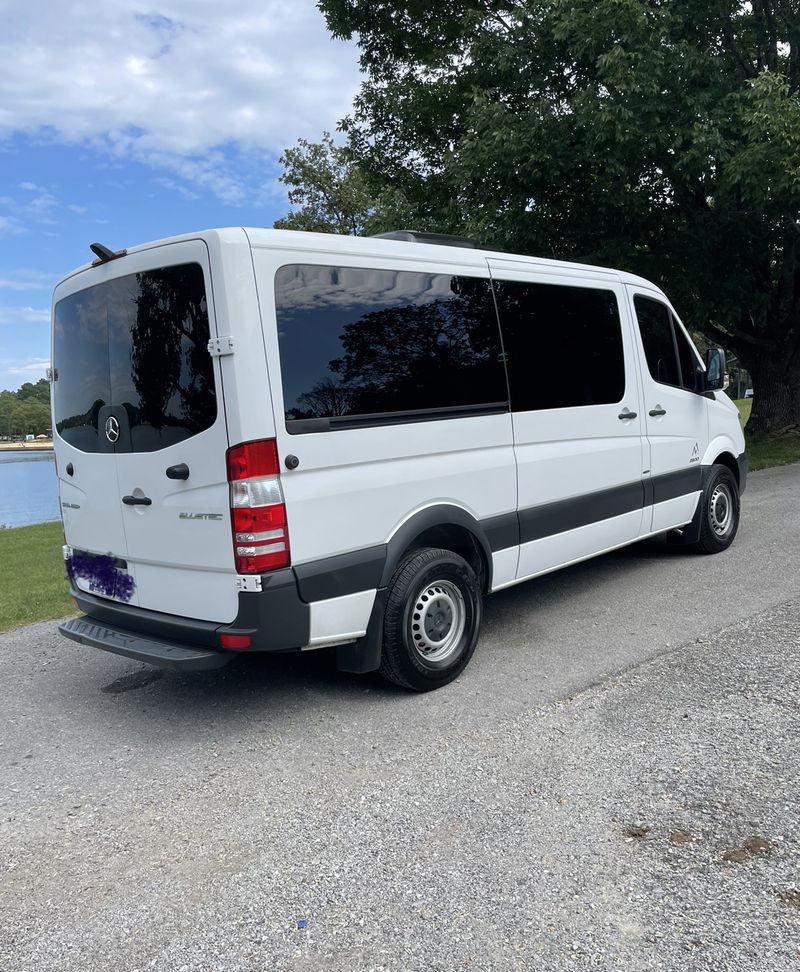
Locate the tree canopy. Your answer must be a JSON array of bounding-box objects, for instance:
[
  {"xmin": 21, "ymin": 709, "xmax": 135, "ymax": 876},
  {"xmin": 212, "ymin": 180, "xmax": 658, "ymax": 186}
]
[
  {"xmin": 0, "ymin": 379, "xmax": 51, "ymax": 437},
  {"xmin": 273, "ymin": 131, "xmax": 374, "ymax": 236},
  {"xmin": 318, "ymin": 0, "xmax": 800, "ymax": 433}
]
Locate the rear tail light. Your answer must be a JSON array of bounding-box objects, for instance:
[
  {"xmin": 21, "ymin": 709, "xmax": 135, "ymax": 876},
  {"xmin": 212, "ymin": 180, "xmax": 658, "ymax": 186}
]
[{"xmin": 226, "ymin": 439, "xmax": 290, "ymax": 574}]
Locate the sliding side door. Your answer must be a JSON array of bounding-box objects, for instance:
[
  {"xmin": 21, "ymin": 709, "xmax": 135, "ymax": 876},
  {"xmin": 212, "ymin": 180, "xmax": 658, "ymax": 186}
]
[{"xmin": 488, "ymin": 263, "xmax": 647, "ymax": 583}]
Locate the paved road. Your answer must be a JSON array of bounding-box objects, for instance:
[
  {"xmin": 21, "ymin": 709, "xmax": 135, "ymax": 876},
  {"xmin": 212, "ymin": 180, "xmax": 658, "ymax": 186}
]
[{"xmin": 1, "ymin": 465, "xmax": 799, "ymax": 970}]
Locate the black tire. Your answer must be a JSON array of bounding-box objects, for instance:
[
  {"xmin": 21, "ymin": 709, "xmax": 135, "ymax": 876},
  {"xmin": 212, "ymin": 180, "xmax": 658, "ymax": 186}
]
[
  {"xmin": 692, "ymin": 464, "xmax": 740, "ymax": 554},
  {"xmin": 379, "ymin": 547, "xmax": 482, "ymax": 691}
]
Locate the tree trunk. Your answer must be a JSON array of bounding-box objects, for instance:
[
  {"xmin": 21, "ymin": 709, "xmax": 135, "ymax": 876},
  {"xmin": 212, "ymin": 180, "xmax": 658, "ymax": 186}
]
[{"xmin": 745, "ymin": 348, "xmax": 800, "ymax": 435}]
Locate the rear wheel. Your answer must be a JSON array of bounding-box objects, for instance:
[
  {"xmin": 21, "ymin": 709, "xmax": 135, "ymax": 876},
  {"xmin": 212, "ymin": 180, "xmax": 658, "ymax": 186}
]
[
  {"xmin": 692, "ymin": 465, "xmax": 740, "ymax": 554},
  {"xmin": 379, "ymin": 547, "xmax": 482, "ymax": 691}
]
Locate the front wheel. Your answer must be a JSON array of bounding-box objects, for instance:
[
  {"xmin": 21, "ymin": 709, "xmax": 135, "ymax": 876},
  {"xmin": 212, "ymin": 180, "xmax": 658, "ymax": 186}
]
[
  {"xmin": 692, "ymin": 464, "xmax": 740, "ymax": 554},
  {"xmin": 379, "ymin": 547, "xmax": 482, "ymax": 691}
]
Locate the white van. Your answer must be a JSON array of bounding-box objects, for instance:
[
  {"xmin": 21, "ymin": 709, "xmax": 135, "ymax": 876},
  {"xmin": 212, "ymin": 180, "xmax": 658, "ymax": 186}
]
[{"xmin": 52, "ymin": 228, "xmax": 746, "ymax": 691}]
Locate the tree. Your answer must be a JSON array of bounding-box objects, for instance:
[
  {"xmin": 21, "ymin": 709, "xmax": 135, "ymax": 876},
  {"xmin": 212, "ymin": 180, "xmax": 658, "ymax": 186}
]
[
  {"xmin": 319, "ymin": 0, "xmax": 800, "ymax": 434},
  {"xmin": 16, "ymin": 379, "xmax": 50, "ymax": 405},
  {"xmin": 273, "ymin": 132, "xmax": 374, "ymax": 236},
  {"xmin": 296, "ymin": 378, "xmax": 353, "ymax": 418},
  {"xmin": 0, "ymin": 384, "xmax": 51, "ymax": 437},
  {"xmin": 10, "ymin": 401, "xmax": 50, "ymax": 436},
  {"xmin": 0, "ymin": 391, "xmax": 16, "ymax": 437}
]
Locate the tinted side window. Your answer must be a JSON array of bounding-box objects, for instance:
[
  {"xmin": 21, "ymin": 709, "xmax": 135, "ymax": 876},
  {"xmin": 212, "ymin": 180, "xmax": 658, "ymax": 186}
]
[
  {"xmin": 275, "ymin": 265, "xmax": 507, "ymax": 431},
  {"xmin": 492, "ymin": 280, "xmax": 625, "ymax": 411},
  {"xmin": 674, "ymin": 323, "xmax": 700, "ymax": 392},
  {"xmin": 635, "ymin": 296, "xmax": 680, "ymax": 388},
  {"xmin": 54, "ymin": 264, "xmax": 216, "ymax": 453}
]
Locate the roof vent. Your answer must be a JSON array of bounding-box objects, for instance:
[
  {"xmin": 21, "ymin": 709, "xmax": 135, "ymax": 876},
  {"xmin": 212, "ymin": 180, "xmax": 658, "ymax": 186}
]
[{"xmin": 370, "ymin": 230, "xmax": 489, "ymax": 250}]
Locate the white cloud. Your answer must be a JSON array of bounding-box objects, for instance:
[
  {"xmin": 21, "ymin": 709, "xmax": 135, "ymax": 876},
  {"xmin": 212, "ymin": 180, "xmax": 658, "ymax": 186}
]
[
  {"xmin": 0, "ymin": 215, "xmax": 23, "ymax": 233},
  {"xmin": 154, "ymin": 177, "xmax": 199, "ymax": 201},
  {"xmin": 0, "ymin": 306, "xmax": 50, "ymax": 325},
  {"xmin": 1, "ymin": 182, "xmax": 82, "ymax": 230},
  {"xmin": 0, "ymin": 270, "xmax": 56, "ymax": 291},
  {"xmin": 21, "ymin": 189, "xmax": 58, "ymax": 223},
  {"xmin": 0, "ymin": 2, "xmax": 361, "ymax": 201},
  {"xmin": 7, "ymin": 358, "xmax": 51, "ymax": 376}
]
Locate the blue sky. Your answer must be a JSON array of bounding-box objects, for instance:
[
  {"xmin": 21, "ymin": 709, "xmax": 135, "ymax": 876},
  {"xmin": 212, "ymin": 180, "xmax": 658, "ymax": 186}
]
[{"xmin": 0, "ymin": 1, "xmax": 361, "ymax": 392}]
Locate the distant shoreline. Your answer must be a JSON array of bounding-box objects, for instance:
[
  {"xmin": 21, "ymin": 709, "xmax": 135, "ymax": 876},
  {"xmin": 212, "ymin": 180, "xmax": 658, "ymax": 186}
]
[{"xmin": 0, "ymin": 441, "xmax": 54, "ymax": 452}]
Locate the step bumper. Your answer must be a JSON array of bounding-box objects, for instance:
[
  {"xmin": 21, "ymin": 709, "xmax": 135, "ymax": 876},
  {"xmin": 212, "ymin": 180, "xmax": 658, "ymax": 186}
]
[{"xmin": 59, "ymin": 617, "xmax": 232, "ymax": 672}]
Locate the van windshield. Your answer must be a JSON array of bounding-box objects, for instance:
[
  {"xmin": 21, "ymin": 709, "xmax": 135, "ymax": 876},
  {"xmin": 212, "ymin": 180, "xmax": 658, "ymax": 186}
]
[{"xmin": 53, "ymin": 263, "xmax": 217, "ymax": 453}]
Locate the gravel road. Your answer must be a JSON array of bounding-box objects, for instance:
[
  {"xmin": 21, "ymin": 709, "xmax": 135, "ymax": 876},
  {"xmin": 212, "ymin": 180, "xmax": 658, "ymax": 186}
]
[{"xmin": 1, "ymin": 465, "xmax": 799, "ymax": 971}]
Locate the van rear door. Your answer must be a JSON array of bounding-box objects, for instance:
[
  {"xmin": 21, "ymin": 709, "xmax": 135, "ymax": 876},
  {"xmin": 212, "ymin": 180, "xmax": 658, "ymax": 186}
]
[{"xmin": 53, "ymin": 240, "xmax": 238, "ymax": 623}]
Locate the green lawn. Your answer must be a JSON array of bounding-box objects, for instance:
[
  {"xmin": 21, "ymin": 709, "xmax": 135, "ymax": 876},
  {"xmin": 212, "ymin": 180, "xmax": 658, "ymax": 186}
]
[
  {"xmin": 732, "ymin": 398, "xmax": 800, "ymax": 472},
  {"xmin": 0, "ymin": 521, "xmax": 74, "ymax": 632},
  {"xmin": 733, "ymin": 397, "xmax": 752, "ymax": 426}
]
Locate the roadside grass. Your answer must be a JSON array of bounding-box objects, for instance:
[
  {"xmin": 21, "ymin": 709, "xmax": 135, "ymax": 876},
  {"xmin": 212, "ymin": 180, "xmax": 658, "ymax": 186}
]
[
  {"xmin": 732, "ymin": 398, "xmax": 800, "ymax": 472},
  {"xmin": 0, "ymin": 522, "xmax": 73, "ymax": 632},
  {"xmin": 746, "ymin": 435, "xmax": 800, "ymax": 471},
  {"xmin": 733, "ymin": 397, "xmax": 752, "ymax": 426}
]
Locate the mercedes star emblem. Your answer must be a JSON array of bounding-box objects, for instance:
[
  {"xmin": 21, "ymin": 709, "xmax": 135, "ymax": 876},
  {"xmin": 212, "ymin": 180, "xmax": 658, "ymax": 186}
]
[{"xmin": 105, "ymin": 416, "xmax": 120, "ymax": 443}]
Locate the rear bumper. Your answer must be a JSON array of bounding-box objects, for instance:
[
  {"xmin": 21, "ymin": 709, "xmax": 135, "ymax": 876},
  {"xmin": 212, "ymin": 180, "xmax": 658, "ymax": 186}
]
[{"xmin": 64, "ymin": 567, "xmax": 311, "ymax": 671}]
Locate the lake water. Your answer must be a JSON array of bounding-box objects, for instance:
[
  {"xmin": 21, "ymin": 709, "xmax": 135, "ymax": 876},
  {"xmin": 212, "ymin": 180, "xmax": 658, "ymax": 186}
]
[{"xmin": 0, "ymin": 451, "xmax": 60, "ymax": 529}]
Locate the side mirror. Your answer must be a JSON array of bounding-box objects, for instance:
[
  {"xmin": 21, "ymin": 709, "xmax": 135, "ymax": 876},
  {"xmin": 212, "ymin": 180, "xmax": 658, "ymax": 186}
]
[{"xmin": 704, "ymin": 348, "xmax": 727, "ymax": 392}]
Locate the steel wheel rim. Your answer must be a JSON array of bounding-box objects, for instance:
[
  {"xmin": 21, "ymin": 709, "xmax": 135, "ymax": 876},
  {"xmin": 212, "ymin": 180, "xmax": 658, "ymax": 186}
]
[
  {"xmin": 409, "ymin": 579, "xmax": 466, "ymax": 664},
  {"xmin": 709, "ymin": 483, "xmax": 734, "ymax": 536}
]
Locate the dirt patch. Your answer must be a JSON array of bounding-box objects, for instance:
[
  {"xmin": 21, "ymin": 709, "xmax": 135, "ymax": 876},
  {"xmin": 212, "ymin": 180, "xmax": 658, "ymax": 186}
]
[
  {"xmin": 722, "ymin": 836, "xmax": 773, "ymax": 863},
  {"xmin": 776, "ymin": 889, "xmax": 800, "ymax": 909}
]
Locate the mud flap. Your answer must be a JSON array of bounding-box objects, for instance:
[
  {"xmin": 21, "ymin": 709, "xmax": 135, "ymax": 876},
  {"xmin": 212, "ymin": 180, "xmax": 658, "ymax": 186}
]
[
  {"xmin": 667, "ymin": 473, "xmax": 706, "ymax": 547},
  {"xmin": 336, "ymin": 589, "xmax": 387, "ymax": 674}
]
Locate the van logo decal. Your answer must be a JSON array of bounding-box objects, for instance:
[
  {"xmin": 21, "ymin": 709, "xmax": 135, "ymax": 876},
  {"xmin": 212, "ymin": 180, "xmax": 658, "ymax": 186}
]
[
  {"xmin": 105, "ymin": 416, "xmax": 120, "ymax": 443},
  {"xmin": 179, "ymin": 512, "xmax": 224, "ymax": 521},
  {"xmin": 690, "ymin": 442, "xmax": 700, "ymax": 464}
]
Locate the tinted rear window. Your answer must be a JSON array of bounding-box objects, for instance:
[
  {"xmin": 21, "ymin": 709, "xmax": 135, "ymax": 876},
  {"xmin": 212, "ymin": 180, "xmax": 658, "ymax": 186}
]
[
  {"xmin": 275, "ymin": 265, "xmax": 507, "ymax": 432},
  {"xmin": 54, "ymin": 263, "xmax": 216, "ymax": 452}
]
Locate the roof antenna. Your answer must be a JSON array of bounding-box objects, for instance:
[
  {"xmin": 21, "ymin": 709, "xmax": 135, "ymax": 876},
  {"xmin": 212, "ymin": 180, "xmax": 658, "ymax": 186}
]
[{"xmin": 89, "ymin": 242, "xmax": 127, "ymax": 265}]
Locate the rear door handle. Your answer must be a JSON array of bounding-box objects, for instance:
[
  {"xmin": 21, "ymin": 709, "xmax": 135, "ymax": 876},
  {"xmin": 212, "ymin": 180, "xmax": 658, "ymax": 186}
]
[
  {"xmin": 122, "ymin": 495, "xmax": 152, "ymax": 506},
  {"xmin": 649, "ymin": 406, "xmax": 667, "ymax": 417},
  {"xmin": 618, "ymin": 408, "xmax": 637, "ymax": 420}
]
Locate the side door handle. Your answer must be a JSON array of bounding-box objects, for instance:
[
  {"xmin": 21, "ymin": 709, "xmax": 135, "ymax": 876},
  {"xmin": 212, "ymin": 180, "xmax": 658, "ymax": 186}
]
[
  {"xmin": 122, "ymin": 495, "xmax": 152, "ymax": 506},
  {"xmin": 649, "ymin": 406, "xmax": 667, "ymax": 417},
  {"xmin": 618, "ymin": 408, "xmax": 637, "ymax": 420}
]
